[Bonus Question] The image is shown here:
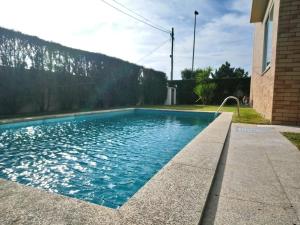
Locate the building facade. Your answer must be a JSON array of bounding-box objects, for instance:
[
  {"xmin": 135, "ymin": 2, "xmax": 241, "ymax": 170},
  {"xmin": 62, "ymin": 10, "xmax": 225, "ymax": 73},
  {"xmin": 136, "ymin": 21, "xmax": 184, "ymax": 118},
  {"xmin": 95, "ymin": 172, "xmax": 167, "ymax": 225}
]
[{"xmin": 250, "ymin": 0, "xmax": 300, "ymax": 125}]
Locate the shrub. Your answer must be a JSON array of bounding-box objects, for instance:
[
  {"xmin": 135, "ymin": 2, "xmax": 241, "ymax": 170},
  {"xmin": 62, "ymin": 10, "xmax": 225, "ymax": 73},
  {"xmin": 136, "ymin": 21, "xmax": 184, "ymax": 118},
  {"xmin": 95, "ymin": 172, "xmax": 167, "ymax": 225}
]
[{"xmin": 193, "ymin": 67, "xmax": 216, "ymax": 105}]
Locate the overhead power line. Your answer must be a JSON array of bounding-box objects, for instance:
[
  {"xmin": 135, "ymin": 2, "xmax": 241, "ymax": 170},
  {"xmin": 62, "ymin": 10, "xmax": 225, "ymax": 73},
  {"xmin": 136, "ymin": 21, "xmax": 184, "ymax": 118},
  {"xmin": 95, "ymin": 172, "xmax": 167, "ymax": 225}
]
[
  {"xmin": 111, "ymin": 0, "xmax": 169, "ymax": 32},
  {"xmin": 136, "ymin": 38, "xmax": 170, "ymax": 64},
  {"xmin": 99, "ymin": 0, "xmax": 171, "ymax": 34}
]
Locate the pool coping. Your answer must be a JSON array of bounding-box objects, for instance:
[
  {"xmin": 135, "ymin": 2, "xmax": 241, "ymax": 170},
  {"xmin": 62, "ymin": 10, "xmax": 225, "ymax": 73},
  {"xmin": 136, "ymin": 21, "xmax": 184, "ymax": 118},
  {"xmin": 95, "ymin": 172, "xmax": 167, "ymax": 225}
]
[
  {"xmin": 0, "ymin": 107, "xmax": 218, "ymax": 125},
  {"xmin": 0, "ymin": 108, "xmax": 135, "ymax": 125},
  {"xmin": 0, "ymin": 108, "xmax": 232, "ymax": 225}
]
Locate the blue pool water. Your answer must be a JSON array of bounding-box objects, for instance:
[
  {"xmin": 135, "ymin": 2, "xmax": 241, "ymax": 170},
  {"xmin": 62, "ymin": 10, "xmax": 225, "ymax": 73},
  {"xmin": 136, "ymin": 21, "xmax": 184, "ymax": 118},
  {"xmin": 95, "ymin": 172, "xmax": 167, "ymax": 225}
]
[{"xmin": 0, "ymin": 109, "xmax": 215, "ymax": 208}]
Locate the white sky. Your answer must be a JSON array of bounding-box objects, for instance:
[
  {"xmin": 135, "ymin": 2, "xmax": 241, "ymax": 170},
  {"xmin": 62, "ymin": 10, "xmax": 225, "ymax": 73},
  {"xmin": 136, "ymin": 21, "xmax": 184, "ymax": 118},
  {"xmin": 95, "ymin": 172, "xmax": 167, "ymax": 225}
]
[{"xmin": 0, "ymin": 0, "xmax": 253, "ymax": 79}]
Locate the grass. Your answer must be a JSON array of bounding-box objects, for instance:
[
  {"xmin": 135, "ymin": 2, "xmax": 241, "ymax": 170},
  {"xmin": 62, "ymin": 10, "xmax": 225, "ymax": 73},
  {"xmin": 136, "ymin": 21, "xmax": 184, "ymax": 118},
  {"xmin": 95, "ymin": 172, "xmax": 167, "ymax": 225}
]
[
  {"xmin": 282, "ymin": 132, "xmax": 300, "ymax": 150},
  {"xmin": 142, "ymin": 105, "xmax": 270, "ymax": 124}
]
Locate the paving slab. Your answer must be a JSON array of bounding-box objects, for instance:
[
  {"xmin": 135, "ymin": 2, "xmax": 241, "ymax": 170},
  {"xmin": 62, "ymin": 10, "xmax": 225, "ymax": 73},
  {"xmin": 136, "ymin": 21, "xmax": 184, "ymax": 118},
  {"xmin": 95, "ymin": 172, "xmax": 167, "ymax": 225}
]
[
  {"xmin": 285, "ymin": 188, "xmax": 300, "ymax": 220},
  {"xmin": 120, "ymin": 163, "xmax": 215, "ymax": 225},
  {"xmin": 195, "ymin": 127, "xmax": 229, "ymax": 144},
  {"xmin": 225, "ymin": 149, "xmax": 268, "ymax": 166},
  {"xmin": 222, "ymin": 163, "xmax": 280, "ymax": 186},
  {"xmin": 202, "ymin": 123, "xmax": 300, "ymax": 225},
  {"xmin": 220, "ymin": 157, "xmax": 290, "ymax": 206},
  {"xmin": 213, "ymin": 196, "xmax": 299, "ymax": 225},
  {"xmin": 266, "ymin": 150, "xmax": 300, "ymax": 162},
  {"xmin": 0, "ymin": 179, "xmax": 121, "ymax": 225},
  {"xmin": 220, "ymin": 174, "xmax": 290, "ymax": 206},
  {"xmin": 172, "ymin": 142, "xmax": 224, "ymax": 170},
  {"xmin": 271, "ymin": 161, "xmax": 300, "ymax": 189},
  {"xmin": 258, "ymin": 124, "xmax": 300, "ymax": 133}
]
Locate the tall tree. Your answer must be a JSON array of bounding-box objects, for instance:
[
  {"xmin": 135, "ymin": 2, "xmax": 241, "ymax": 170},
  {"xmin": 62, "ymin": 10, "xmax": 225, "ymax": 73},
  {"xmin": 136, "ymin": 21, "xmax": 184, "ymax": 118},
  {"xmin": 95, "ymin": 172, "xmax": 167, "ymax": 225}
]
[
  {"xmin": 212, "ymin": 61, "xmax": 248, "ymax": 79},
  {"xmin": 234, "ymin": 67, "xmax": 249, "ymax": 78},
  {"xmin": 181, "ymin": 68, "xmax": 194, "ymax": 80},
  {"xmin": 181, "ymin": 68, "xmax": 205, "ymax": 80}
]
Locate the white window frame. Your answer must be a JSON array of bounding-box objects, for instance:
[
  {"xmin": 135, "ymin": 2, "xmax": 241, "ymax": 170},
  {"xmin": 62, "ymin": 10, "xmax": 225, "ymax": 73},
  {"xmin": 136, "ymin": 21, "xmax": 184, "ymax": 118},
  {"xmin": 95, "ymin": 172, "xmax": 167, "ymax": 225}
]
[{"xmin": 262, "ymin": 3, "xmax": 274, "ymax": 73}]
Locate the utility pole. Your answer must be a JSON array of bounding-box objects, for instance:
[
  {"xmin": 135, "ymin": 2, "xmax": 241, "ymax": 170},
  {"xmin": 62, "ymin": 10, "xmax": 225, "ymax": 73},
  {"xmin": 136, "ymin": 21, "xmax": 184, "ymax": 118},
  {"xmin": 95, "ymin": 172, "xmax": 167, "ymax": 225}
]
[
  {"xmin": 170, "ymin": 27, "xmax": 174, "ymax": 81},
  {"xmin": 192, "ymin": 11, "xmax": 198, "ymax": 72}
]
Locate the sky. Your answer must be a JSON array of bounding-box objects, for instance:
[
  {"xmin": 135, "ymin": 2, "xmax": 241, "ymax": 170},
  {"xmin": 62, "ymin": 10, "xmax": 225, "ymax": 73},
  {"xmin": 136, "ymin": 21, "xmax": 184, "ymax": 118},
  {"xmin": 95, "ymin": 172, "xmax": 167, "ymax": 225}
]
[{"xmin": 0, "ymin": 0, "xmax": 253, "ymax": 80}]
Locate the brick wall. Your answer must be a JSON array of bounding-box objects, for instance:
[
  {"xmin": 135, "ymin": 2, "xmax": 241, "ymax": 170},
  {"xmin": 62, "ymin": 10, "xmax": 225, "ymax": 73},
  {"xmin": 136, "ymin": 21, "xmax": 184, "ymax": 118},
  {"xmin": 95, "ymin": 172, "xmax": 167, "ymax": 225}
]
[
  {"xmin": 250, "ymin": 0, "xmax": 280, "ymax": 120},
  {"xmin": 272, "ymin": 0, "xmax": 300, "ymax": 125}
]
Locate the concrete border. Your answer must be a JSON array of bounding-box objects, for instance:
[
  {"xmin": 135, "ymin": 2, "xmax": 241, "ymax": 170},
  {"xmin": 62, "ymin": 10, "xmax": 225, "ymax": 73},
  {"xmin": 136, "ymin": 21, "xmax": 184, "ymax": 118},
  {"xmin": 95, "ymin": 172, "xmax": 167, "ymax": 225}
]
[
  {"xmin": 0, "ymin": 109, "xmax": 232, "ymax": 225},
  {"xmin": 0, "ymin": 108, "xmax": 135, "ymax": 125}
]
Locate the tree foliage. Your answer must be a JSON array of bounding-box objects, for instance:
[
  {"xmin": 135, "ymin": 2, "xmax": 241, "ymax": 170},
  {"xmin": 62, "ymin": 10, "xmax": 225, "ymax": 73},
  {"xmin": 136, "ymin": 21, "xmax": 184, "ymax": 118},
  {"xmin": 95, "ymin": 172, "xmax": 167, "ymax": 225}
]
[
  {"xmin": 212, "ymin": 61, "xmax": 248, "ymax": 79},
  {"xmin": 193, "ymin": 67, "xmax": 216, "ymax": 105},
  {"xmin": 0, "ymin": 27, "xmax": 167, "ymax": 115},
  {"xmin": 181, "ymin": 68, "xmax": 204, "ymax": 80},
  {"xmin": 169, "ymin": 78, "xmax": 250, "ymax": 105},
  {"xmin": 181, "ymin": 62, "xmax": 248, "ymax": 80},
  {"xmin": 181, "ymin": 69, "xmax": 194, "ymax": 80}
]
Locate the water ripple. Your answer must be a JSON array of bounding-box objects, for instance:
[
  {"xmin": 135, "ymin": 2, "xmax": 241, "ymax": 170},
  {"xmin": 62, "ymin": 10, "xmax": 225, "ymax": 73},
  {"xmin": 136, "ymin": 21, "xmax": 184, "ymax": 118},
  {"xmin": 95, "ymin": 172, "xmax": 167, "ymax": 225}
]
[{"xmin": 0, "ymin": 112, "xmax": 210, "ymax": 208}]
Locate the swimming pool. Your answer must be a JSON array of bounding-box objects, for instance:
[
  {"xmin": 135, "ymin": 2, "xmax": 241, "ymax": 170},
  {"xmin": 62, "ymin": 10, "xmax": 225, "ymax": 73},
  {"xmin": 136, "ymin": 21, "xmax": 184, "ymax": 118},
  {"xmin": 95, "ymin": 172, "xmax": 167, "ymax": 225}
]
[{"xmin": 0, "ymin": 109, "xmax": 216, "ymax": 208}]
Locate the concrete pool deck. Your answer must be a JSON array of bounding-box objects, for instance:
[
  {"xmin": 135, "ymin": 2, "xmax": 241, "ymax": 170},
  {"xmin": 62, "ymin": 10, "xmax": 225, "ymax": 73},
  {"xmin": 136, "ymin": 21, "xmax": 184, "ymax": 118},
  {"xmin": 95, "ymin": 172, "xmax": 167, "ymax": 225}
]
[
  {"xmin": 202, "ymin": 123, "xmax": 300, "ymax": 225},
  {"xmin": 0, "ymin": 109, "xmax": 232, "ymax": 225}
]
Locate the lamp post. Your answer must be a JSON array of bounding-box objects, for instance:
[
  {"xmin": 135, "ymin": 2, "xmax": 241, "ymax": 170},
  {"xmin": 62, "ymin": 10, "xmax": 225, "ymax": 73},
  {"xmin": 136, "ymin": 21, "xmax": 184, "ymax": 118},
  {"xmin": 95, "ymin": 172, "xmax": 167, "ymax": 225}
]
[{"xmin": 192, "ymin": 10, "xmax": 199, "ymax": 72}]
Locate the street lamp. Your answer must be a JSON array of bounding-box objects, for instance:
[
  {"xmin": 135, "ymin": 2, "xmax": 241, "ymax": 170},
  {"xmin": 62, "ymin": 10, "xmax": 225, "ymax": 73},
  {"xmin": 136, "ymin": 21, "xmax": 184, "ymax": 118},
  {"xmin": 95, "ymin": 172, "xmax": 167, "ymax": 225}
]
[{"xmin": 192, "ymin": 10, "xmax": 199, "ymax": 72}]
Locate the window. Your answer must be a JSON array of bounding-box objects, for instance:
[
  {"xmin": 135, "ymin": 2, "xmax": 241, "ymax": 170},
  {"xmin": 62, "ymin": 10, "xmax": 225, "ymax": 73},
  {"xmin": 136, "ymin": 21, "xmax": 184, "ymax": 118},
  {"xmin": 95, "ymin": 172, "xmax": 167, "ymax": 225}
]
[{"xmin": 263, "ymin": 5, "xmax": 274, "ymax": 71}]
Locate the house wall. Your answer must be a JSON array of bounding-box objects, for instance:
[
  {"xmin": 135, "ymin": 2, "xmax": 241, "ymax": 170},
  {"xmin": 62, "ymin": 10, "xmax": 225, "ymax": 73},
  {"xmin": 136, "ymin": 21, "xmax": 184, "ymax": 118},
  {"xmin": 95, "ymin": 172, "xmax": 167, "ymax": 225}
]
[
  {"xmin": 250, "ymin": 0, "xmax": 280, "ymax": 120},
  {"xmin": 272, "ymin": 0, "xmax": 300, "ymax": 125}
]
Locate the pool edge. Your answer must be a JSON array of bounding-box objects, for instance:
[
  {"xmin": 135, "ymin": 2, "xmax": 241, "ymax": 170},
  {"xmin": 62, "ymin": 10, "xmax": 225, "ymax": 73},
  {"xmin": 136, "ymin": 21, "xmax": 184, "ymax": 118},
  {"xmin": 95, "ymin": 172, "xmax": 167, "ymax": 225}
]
[
  {"xmin": 0, "ymin": 108, "xmax": 136, "ymax": 125},
  {"xmin": 118, "ymin": 112, "xmax": 232, "ymax": 225},
  {"xmin": 0, "ymin": 110, "xmax": 232, "ymax": 225}
]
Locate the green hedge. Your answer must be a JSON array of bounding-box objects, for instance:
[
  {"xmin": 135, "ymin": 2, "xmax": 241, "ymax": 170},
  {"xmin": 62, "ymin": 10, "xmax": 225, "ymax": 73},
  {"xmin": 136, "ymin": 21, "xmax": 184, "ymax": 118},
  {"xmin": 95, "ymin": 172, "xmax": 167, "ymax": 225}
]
[
  {"xmin": 0, "ymin": 27, "xmax": 167, "ymax": 115},
  {"xmin": 168, "ymin": 80, "xmax": 197, "ymax": 104},
  {"xmin": 211, "ymin": 78, "xmax": 250, "ymax": 104},
  {"xmin": 169, "ymin": 78, "xmax": 250, "ymax": 105}
]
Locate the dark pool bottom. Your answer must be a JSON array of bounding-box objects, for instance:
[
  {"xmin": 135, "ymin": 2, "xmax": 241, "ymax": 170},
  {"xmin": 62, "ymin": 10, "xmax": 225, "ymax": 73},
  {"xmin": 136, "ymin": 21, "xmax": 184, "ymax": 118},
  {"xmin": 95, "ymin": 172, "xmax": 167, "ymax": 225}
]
[{"xmin": 0, "ymin": 109, "xmax": 216, "ymax": 208}]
